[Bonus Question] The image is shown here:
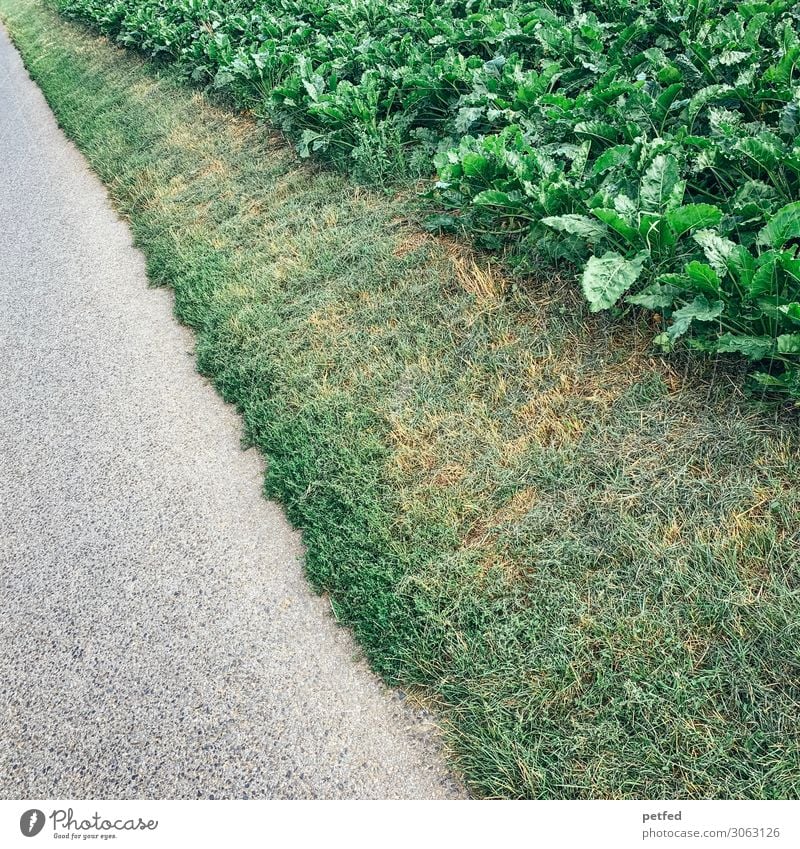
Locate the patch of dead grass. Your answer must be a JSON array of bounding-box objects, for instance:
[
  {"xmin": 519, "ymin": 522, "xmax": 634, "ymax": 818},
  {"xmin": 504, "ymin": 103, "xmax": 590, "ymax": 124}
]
[{"xmin": 446, "ymin": 243, "xmax": 506, "ymax": 305}]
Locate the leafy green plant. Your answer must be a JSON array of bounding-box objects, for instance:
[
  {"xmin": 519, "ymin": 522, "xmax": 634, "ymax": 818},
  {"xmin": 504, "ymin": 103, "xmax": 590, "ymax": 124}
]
[{"xmin": 55, "ymin": 0, "xmax": 800, "ymax": 400}]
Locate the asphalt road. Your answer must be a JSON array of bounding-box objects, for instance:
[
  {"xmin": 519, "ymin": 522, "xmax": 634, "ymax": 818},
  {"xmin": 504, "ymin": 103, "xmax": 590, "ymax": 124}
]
[{"xmin": 0, "ymin": 26, "xmax": 459, "ymax": 799}]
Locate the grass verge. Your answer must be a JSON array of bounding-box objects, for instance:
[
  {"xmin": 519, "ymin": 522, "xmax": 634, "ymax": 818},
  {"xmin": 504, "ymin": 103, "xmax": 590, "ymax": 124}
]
[{"xmin": 3, "ymin": 0, "xmax": 799, "ymax": 798}]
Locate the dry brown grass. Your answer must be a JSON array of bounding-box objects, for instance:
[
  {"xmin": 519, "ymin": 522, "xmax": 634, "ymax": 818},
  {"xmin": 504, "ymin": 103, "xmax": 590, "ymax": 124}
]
[
  {"xmin": 392, "ymin": 229, "xmax": 432, "ymax": 258},
  {"xmin": 446, "ymin": 242, "xmax": 506, "ymax": 305}
]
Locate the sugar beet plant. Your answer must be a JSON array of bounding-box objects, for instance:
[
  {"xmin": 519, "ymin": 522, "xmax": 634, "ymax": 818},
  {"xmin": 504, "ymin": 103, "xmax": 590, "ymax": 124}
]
[{"xmin": 57, "ymin": 0, "xmax": 800, "ymax": 400}]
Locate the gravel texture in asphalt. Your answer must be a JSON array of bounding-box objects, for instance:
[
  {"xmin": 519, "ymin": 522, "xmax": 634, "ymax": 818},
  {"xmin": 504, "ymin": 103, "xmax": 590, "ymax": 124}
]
[{"xmin": 0, "ymin": 25, "xmax": 460, "ymax": 799}]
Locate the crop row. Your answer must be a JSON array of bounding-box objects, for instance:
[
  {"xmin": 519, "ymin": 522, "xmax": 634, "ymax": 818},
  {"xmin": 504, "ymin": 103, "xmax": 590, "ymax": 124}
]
[{"xmin": 57, "ymin": 0, "xmax": 800, "ymax": 400}]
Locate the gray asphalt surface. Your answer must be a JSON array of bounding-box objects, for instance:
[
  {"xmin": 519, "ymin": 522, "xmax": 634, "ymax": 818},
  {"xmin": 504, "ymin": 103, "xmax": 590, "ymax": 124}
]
[{"xmin": 0, "ymin": 26, "xmax": 459, "ymax": 799}]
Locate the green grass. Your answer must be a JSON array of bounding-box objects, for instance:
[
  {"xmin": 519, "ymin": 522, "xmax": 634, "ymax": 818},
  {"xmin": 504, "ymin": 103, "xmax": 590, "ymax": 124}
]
[{"xmin": 4, "ymin": 0, "xmax": 800, "ymax": 799}]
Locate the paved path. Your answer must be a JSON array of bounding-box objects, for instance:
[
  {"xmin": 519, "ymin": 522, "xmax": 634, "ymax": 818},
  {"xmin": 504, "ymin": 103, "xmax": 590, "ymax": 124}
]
[{"xmin": 0, "ymin": 26, "xmax": 458, "ymax": 799}]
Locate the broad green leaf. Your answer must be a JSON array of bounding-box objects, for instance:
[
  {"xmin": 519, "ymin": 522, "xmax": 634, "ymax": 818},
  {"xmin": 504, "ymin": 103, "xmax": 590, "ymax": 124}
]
[
  {"xmin": 472, "ymin": 189, "xmax": 516, "ymax": 208},
  {"xmin": 778, "ymin": 302, "xmax": 800, "ymax": 324},
  {"xmin": 719, "ymin": 50, "xmax": 750, "ymax": 66},
  {"xmin": 684, "ymin": 261, "xmax": 721, "ymax": 295},
  {"xmin": 780, "ymin": 102, "xmax": 800, "ymax": 136},
  {"xmin": 574, "ymin": 121, "xmax": 620, "ymax": 145},
  {"xmin": 568, "ymin": 141, "xmax": 591, "ymax": 178},
  {"xmin": 626, "ymin": 282, "xmax": 680, "ymax": 309},
  {"xmin": 652, "ymin": 83, "xmax": 684, "ymax": 127},
  {"xmin": 541, "ymin": 214, "xmax": 607, "ymax": 241},
  {"xmin": 462, "ymin": 153, "xmax": 492, "ymax": 179},
  {"xmin": 298, "ymin": 129, "xmax": 326, "ymax": 157},
  {"xmin": 748, "ymin": 252, "xmax": 779, "ymax": 298},
  {"xmin": 591, "ymin": 144, "xmax": 633, "ymax": 176},
  {"xmin": 423, "ymin": 214, "xmax": 459, "ymax": 233},
  {"xmin": 693, "ymin": 229, "xmax": 737, "ymax": 276},
  {"xmin": 731, "ymin": 180, "xmax": 779, "ymax": 218},
  {"xmin": 581, "ymin": 251, "xmax": 647, "ymax": 312},
  {"xmin": 777, "ymin": 333, "xmax": 800, "ymax": 354},
  {"xmin": 668, "ymin": 296, "xmax": 724, "ymax": 341},
  {"xmin": 737, "ymin": 134, "xmax": 786, "ymax": 176},
  {"xmin": 687, "ymin": 84, "xmax": 733, "ymax": 124},
  {"xmin": 727, "ymin": 244, "xmax": 756, "ymax": 289},
  {"xmin": 759, "ymin": 201, "xmax": 800, "ymax": 248},
  {"xmin": 757, "ymin": 297, "xmax": 790, "ymax": 323},
  {"xmin": 301, "ymin": 73, "xmax": 325, "ymax": 102},
  {"xmin": 666, "ymin": 204, "xmax": 723, "ymax": 237},
  {"xmin": 639, "ymin": 154, "xmax": 682, "ymax": 211},
  {"xmin": 591, "ymin": 208, "xmax": 640, "ymax": 246},
  {"xmin": 715, "ymin": 333, "xmax": 773, "ymax": 360},
  {"xmin": 653, "ymin": 332, "xmax": 674, "ymax": 352},
  {"xmin": 779, "ymin": 251, "xmax": 800, "ymax": 282},
  {"xmin": 752, "ymin": 372, "xmax": 786, "ymax": 387},
  {"xmin": 614, "ymin": 194, "xmax": 638, "ymax": 217}
]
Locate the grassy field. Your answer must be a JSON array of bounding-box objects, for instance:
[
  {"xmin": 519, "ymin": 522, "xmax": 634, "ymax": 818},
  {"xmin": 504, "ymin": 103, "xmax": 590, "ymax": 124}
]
[{"xmin": 3, "ymin": 0, "xmax": 800, "ymax": 798}]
